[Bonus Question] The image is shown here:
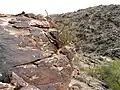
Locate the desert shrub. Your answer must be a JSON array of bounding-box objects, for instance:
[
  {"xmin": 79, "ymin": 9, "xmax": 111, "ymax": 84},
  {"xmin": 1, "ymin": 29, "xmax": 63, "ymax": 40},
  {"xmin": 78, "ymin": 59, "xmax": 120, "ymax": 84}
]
[
  {"xmin": 59, "ymin": 29, "xmax": 75, "ymax": 46},
  {"xmin": 89, "ymin": 60, "xmax": 120, "ymax": 90},
  {"xmin": 58, "ymin": 19, "xmax": 76, "ymax": 46}
]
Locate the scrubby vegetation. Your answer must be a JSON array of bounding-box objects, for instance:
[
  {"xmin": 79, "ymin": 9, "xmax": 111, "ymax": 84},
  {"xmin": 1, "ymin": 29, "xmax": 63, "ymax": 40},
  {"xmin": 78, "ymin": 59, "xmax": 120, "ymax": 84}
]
[
  {"xmin": 89, "ymin": 60, "xmax": 120, "ymax": 90},
  {"xmin": 51, "ymin": 5, "xmax": 120, "ymax": 90},
  {"xmin": 58, "ymin": 19, "xmax": 76, "ymax": 46},
  {"xmin": 51, "ymin": 5, "xmax": 120, "ymax": 58}
]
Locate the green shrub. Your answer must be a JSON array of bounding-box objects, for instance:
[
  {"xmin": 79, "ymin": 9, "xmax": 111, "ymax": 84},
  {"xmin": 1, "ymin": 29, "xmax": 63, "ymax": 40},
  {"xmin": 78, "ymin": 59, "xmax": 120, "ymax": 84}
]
[
  {"xmin": 89, "ymin": 60, "xmax": 120, "ymax": 90},
  {"xmin": 59, "ymin": 29, "xmax": 75, "ymax": 46},
  {"xmin": 58, "ymin": 19, "xmax": 76, "ymax": 46}
]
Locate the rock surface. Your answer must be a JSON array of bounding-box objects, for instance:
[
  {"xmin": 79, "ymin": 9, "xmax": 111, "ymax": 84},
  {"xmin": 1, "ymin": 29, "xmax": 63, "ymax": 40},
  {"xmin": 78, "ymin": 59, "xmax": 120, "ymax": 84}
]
[
  {"xmin": 0, "ymin": 12, "xmax": 73, "ymax": 90},
  {"xmin": 0, "ymin": 82, "xmax": 15, "ymax": 90}
]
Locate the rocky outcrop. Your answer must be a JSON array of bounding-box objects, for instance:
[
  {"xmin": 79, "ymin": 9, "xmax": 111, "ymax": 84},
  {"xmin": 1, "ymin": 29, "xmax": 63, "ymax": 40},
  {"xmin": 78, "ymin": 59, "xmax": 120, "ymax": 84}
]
[
  {"xmin": 0, "ymin": 12, "xmax": 73, "ymax": 90},
  {"xmin": 1, "ymin": 5, "xmax": 119, "ymax": 90}
]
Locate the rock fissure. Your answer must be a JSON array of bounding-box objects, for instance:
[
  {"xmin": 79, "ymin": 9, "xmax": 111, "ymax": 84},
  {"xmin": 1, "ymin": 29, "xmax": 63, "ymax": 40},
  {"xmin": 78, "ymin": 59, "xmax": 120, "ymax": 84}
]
[
  {"xmin": 13, "ymin": 53, "xmax": 54, "ymax": 68},
  {"xmin": 0, "ymin": 12, "xmax": 74, "ymax": 90}
]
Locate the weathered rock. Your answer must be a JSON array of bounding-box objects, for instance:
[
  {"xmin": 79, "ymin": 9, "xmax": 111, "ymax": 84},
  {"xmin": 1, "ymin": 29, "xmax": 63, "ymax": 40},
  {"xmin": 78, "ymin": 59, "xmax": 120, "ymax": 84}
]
[
  {"xmin": 20, "ymin": 85, "xmax": 40, "ymax": 90},
  {"xmin": 29, "ymin": 19, "xmax": 50, "ymax": 28},
  {"xmin": 11, "ymin": 72, "xmax": 40, "ymax": 90},
  {"xmin": 0, "ymin": 69, "xmax": 11, "ymax": 83},
  {"xmin": 11, "ymin": 72, "xmax": 29, "ymax": 87},
  {"xmin": 24, "ymin": 13, "xmax": 38, "ymax": 19},
  {"xmin": 12, "ymin": 54, "xmax": 73, "ymax": 90},
  {"xmin": 12, "ymin": 21, "xmax": 30, "ymax": 28},
  {"xmin": 0, "ymin": 82, "xmax": 15, "ymax": 90},
  {"xmin": 0, "ymin": 13, "xmax": 73, "ymax": 90}
]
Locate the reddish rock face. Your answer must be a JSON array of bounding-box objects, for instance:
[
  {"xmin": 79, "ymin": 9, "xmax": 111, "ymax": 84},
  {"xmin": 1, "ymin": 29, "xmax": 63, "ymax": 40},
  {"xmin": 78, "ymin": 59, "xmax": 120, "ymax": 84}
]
[
  {"xmin": 0, "ymin": 13, "xmax": 73, "ymax": 90},
  {"xmin": 11, "ymin": 54, "xmax": 73, "ymax": 90}
]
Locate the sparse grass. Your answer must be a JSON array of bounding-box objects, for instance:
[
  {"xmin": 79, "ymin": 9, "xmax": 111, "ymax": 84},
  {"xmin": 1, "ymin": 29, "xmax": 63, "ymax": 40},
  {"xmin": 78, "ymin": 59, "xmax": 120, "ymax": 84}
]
[{"xmin": 88, "ymin": 60, "xmax": 120, "ymax": 90}]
